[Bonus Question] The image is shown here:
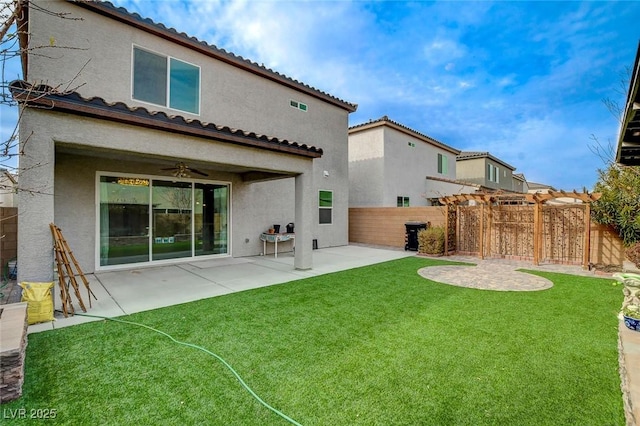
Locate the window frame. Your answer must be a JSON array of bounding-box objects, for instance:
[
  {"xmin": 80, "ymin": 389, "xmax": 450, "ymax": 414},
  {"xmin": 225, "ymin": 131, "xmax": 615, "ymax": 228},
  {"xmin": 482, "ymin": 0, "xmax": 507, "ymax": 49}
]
[
  {"xmin": 437, "ymin": 153, "xmax": 448, "ymax": 175},
  {"xmin": 397, "ymin": 196, "xmax": 410, "ymax": 207},
  {"xmin": 290, "ymin": 99, "xmax": 308, "ymax": 112},
  {"xmin": 487, "ymin": 164, "xmax": 500, "ymax": 183},
  {"xmin": 318, "ymin": 190, "xmax": 333, "ymax": 225},
  {"xmin": 132, "ymin": 45, "xmax": 201, "ymax": 115}
]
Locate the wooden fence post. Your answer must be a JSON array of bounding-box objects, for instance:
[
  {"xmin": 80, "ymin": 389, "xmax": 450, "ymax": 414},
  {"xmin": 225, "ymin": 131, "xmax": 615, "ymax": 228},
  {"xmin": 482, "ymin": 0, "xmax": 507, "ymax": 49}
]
[
  {"xmin": 583, "ymin": 203, "xmax": 591, "ymax": 269},
  {"xmin": 444, "ymin": 204, "xmax": 449, "ymax": 255},
  {"xmin": 533, "ymin": 201, "xmax": 541, "ymax": 265},
  {"xmin": 479, "ymin": 203, "xmax": 485, "ymax": 259}
]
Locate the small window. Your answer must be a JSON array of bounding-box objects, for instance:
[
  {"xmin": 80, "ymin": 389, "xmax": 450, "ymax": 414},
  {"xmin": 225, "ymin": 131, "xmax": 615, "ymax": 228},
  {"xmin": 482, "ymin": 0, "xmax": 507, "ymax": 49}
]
[
  {"xmin": 319, "ymin": 190, "xmax": 333, "ymax": 224},
  {"xmin": 397, "ymin": 196, "xmax": 410, "ymax": 207},
  {"xmin": 290, "ymin": 99, "xmax": 308, "ymax": 112},
  {"xmin": 437, "ymin": 153, "xmax": 448, "ymax": 174},
  {"xmin": 133, "ymin": 46, "xmax": 200, "ymax": 114},
  {"xmin": 487, "ymin": 164, "xmax": 499, "ymax": 183}
]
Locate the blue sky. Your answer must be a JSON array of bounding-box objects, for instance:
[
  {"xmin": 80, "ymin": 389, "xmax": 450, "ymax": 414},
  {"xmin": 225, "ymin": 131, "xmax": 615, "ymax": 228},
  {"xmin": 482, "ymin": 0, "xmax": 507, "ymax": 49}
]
[{"xmin": 3, "ymin": 0, "xmax": 639, "ymax": 190}]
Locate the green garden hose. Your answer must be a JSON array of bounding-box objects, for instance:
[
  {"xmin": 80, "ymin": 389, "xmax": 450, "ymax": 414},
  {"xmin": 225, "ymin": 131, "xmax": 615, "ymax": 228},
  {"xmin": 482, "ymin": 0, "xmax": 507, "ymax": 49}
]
[{"xmin": 75, "ymin": 312, "xmax": 302, "ymax": 426}]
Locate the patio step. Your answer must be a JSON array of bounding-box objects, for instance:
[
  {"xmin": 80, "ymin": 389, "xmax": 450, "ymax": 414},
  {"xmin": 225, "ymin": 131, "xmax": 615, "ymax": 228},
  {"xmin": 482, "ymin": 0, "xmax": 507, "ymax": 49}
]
[{"xmin": 0, "ymin": 302, "xmax": 28, "ymax": 403}]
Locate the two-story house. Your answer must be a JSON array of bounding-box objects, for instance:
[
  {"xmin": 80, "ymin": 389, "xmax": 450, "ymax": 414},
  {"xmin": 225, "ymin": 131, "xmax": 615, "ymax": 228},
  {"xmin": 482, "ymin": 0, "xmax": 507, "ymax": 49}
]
[
  {"xmin": 348, "ymin": 116, "xmax": 478, "ymax": 207},
  {"xmin": 455, "ymin": 151, "xmax": 521, "ymax": 193},
  {"xmin": 11, "ymin": 0, "xmax": 356, "ymax": 281},
  {"xmin": 512, "ymin": 173, "xmax": 528, "ymax": 193}
]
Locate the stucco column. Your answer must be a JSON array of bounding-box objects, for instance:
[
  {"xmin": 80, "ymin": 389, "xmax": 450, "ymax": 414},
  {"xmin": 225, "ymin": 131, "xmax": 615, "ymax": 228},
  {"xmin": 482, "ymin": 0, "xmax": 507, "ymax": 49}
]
[
  {"xmin": 16, "ymin": 109, "xmax": 55, "ymax": 282},
  {"xmin": 294, "ymin": 171, "xmax": 313, "ymax": 270}
]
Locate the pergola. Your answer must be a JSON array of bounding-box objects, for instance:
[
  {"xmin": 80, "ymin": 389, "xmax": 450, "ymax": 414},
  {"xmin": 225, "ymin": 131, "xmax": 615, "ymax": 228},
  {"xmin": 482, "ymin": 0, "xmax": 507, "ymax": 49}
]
[{"xmin": 440, "ymin": 190, "xmax": 602, "ymax": 268}]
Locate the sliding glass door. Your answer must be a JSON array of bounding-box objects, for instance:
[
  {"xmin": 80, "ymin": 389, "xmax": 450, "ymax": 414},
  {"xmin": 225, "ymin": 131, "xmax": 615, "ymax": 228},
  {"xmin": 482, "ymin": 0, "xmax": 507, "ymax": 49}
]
[
  {"xmin": 152, "ymin": 180, "xmax": 193, "ymax": 261},
  {"xmin": 195, "ymin": 183, "xmax": 228, "ymax": 256},
  {"xmin": 99, "ymin": 175, "xmax": 229, "ymax": 267}
]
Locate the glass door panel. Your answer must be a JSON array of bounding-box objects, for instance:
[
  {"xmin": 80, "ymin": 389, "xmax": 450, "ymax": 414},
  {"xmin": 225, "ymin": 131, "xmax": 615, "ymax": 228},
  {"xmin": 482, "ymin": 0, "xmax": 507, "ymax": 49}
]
[
  {"xmin": 152, "ymin": 180, "xmax": 193, "ymax": 261},
  {"xmin": 99, "ymin": 176, "xmax": 150, "ymax": 266},
  {"xmin": 195, "ymin": 183, "xmax": 228, "ymax": 256}
]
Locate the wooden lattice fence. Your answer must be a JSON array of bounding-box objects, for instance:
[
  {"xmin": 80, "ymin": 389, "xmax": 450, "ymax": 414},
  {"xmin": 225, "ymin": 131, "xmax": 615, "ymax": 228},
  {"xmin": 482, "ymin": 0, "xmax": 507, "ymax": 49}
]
[
  {"xmin": 541, "ymin": 205, "xmax": 586, "ymax": 264},
  {"xmin": 490, "ymin": 205, "xmax": 535, "ymax": 259},
  {"xmin": 442, "ymin": 191, "xmax": 602, "ymax": 268}
]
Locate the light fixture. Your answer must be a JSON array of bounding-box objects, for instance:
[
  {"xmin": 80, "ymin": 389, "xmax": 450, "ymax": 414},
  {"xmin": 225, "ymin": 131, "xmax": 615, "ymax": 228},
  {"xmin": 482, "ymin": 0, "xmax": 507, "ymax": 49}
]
[{"xmin": 117, "ymin": 177, "xmax": 149, "ymax": 186}]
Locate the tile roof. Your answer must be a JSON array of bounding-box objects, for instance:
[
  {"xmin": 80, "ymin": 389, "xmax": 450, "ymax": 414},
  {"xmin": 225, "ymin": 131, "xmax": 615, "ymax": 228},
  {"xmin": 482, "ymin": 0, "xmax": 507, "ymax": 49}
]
[
  {"xmin": 10, "ymin": 80, "xmax": 323, "ymax": 158},
  {"xmin": 71, "ymin": 1, "xmax": 357, "ymax": 113},
  {"xmin": 348, "ymin": 115, "xmax": 460, "ymax": 154},
  {"xmin": 457, "ymin": 151, "xmax": 515, "ymax": 170}
]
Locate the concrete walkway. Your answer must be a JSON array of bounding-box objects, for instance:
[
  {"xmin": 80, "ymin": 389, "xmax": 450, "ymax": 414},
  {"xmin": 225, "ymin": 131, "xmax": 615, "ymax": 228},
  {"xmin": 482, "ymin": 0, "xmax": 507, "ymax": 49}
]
[{"xmin": 16, "ymin": 247, "xmax": 640, "ymax": 425}]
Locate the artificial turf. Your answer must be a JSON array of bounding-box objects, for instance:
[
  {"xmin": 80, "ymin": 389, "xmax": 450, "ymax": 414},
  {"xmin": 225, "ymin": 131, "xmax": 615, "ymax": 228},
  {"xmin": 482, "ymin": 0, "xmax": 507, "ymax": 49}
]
[{"xmin": 3, "ymin": 257, "xmax": 625, "ymax": 425}]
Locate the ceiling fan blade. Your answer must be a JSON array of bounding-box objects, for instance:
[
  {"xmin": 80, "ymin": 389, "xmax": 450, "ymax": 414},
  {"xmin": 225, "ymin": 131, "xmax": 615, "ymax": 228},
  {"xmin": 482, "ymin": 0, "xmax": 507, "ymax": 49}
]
[
  {"xmin": 190, "ymin": 168, "xmax": 209, "ymax": 177},
  {"xmin": 160, "ymin": 167, "xmax": 179, "ymax": 171}
]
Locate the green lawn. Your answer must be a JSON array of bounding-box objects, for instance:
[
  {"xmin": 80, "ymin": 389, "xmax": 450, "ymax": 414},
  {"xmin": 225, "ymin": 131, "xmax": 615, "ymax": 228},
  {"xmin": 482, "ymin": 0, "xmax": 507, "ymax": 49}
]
[{"xmin": 4, "ymin": 257, "xmax": 624, "ymax": 425}]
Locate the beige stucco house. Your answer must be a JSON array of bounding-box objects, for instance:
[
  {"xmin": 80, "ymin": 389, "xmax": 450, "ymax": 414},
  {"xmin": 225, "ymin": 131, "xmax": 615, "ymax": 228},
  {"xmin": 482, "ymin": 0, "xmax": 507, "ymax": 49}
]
[
  {"xmin": 12, "ymin": 0, "xmax": 356, "ymax": 281},
  {"xmin": 0, "ymin": 170, "xmax": 17, "ymax": 208},
  {"xmin": 456, "ymin": 151, "xmax": 522, "ymax": 193},
  {"xmin": 348, "ymin": 116, "xmax": 480, "ymax": 207}
]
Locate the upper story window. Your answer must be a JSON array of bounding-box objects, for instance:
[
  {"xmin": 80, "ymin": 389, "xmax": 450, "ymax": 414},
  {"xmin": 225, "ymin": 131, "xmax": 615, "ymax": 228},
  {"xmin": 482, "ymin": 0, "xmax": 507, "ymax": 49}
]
[
  {"xmin": 487, "ymin": 164, "xmax": 499, "ymax": 183},
  {"xmin": 290, "ymin": 100, "xmax": 308, "ymax": 112},
  {"xmin": 437, "ymin": 153, "xmax": 448, "ymax": 174},
  {"xmin": 132, "ymin": 46, "xmax": 200, "ymax": 115}
]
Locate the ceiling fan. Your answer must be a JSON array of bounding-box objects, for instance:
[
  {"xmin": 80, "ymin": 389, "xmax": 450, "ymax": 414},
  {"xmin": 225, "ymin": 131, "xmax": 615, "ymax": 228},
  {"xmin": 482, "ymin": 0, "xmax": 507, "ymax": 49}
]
[{"xmin": 161, "ymin": 162, "xmax": 208, "ymax": 178}]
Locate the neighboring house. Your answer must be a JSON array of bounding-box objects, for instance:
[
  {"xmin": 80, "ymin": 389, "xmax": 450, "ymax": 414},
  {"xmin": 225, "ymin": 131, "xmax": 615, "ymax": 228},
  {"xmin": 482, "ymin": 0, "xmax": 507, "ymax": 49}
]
[
  {"xmin": 11, "ymin": 0, "xmax": 356, "ymax": 281},
  {"xmin": 616, "ymin": 41, "xmax": 640, "ymax": 166},
  {"xmin": 528, "ymin": 182, "xmax": 581, "ymax": 204},
  {"xmin": 456, "ymin": 151, "xmax": 520, "ymax": 192},
  {"xmin": 527, "ymin": 182, "xmax": 557, "ymax": 193},
  {"xmin": 348, "ymin": 116, "xmax": 475, "ymax": 207},
  {"xmin": 0, "ymin": 170, "xmax": 17, "ymax": 208},
  {"xmin": 512, "ymin": 173, "xmax": 528, "ymax": 193}
]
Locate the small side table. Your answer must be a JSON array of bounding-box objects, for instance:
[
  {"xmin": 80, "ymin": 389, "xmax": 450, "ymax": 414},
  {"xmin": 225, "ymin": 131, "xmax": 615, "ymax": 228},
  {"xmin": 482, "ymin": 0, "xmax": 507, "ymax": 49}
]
[{"xmin": 260, "ymin": 233, "xmax": 295, "ymax": 258}]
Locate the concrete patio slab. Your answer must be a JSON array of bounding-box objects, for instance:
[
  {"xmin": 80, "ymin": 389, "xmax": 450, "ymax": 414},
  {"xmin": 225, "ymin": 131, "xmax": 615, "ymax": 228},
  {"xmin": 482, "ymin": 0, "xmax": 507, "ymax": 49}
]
[{"xmin": 27, "ymin": 245, "xmax": 413, "ymax": 332}]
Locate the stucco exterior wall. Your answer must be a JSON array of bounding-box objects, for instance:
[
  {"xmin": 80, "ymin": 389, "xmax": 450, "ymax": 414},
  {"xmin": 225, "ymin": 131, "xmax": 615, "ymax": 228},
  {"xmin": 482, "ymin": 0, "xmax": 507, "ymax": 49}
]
[
  {"xmin": 456, "ymin": 158, "xmax": 486, "ymax": 187},
  {"xmin": 0, "ymin": 176, "xmax": 16, "ymax": 208},
  {"xmin": 348, "ymin": 129, "xmax": 385, "ymax": 206},
  {"xmin": 423, "ymin": 180, "xmax": 479, "ymax": 203},
  {"xmin": 383, "ymin": 127, "xmax": 456, "ymax": 207},
  {"xmin": 456, "ymin": 157, "xmax": 515, "ymax": 191}
]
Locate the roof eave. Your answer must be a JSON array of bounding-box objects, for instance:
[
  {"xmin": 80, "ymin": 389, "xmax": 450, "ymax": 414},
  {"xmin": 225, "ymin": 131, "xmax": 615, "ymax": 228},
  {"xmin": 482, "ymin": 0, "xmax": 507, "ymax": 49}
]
[
  {"xmin": 616, "ymin": 41, "xmax": 640, "ymax": 165},
  {"xmin": 10, "ymin": 81, "xmax": 322, "ymax": 159},
  {"xmin": 349, "ymin": 117, "xmax": 461, "ymax": 155}
]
